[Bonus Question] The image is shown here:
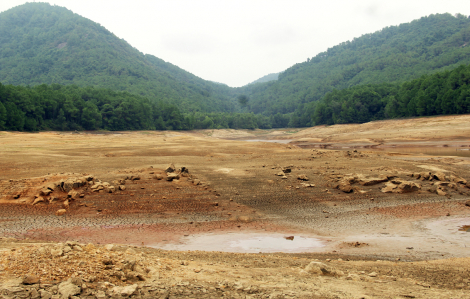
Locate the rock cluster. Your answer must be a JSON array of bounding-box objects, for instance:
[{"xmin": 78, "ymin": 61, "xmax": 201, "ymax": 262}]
[{"xmin": 328, "ymin": 170, "xmax": 468, "ymax": 196}]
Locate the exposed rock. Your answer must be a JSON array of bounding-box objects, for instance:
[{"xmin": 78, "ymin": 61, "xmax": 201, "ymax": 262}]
[
  {"xmin": 437, "ymin": 188, "xmax": 447, "ymax": 196},
  {"xmin": 130, "ymin": 175, "xmax": 140, "ymax": 181},
  {"xmin": 39, "ymin": 188, "xmax": 53, "ymax": 196},
  {"xmin": 338, "ymin": 181, "xmax": 353, "ymax": 193},
  {"xmin": 58, "ymin": 279, "xmax": 81, "ymax": 298},
  {"xmin": 396, "ymin": 181, "xmax": 421, "ymax": 193},
  {"xmin": 276, "ymin": 172, "xmax": 285, "ymax": 176},
  {"xmin": 359, "ymin": 177, "xmax": 388, "ymax": 186},
  {"xmin": 40, "ymin": 289, "xmax": 52, "ymax": 299},
  {"xmin": 68, "ymin": 190, "xmax": 80, "ymax": 200},
  {"xmin": 118, "ymin": 185, "xmax": 126, "ymax": 191},
  {"xmin": 51, "ymin": 248, "xmax": 63, "ymax": 257},
  {"xmin": 107, "ymin": 186, "xmax": 116, "ymax": 193},
  {"xmin": 382, "ymin": 181, "xmax": 420, "ymax": 193},
  {"xmin": 22, "ymin": 275, "xmax": 40, "ymax": 285},
  {"xmin": 165, "ymin": 163, "xmax": 176, "ymax": 173},
  {"xmin": 450, "ymin": 175, "xmax": 467, "ymax": 185},
  {"xmin": 420, "ymin": 172, "xmax": 431, "ymax": 180},
  {"xmin": 32, "ymin": 196, "xmax": 45, "ymax": 205},
  {"xmin": 297, "ymin": 174, "xmax": 309, "ymax": 181},
  {"xmin": 55, "ymin": 209, "xmax": 67, "ymax": 216},
  {"xmin": 91, "ymin": 183, "xmax": 105, "ymax": 192},
  {"xmin": 433, "ymin": 172, "xmax": 447, "ymax": 181},
  {"xmin": 104, "ymin": 244, "xmax": 115, "ymax": 251},
  {"xmin": 115, "ymin": 284, "xmax": 138, "ymax": 297},
  {"xmin": 60, "ymin": 178, "xmax": 86, "ymax": 192},
  {"xmin": 465, "ymin": 200, "xmax": 470, "ymax": 207},
  {"xmin": 305, "ymin": 261, "xmax": 343, "ymax": 276},
  {"xmin": 282, "ymin": 167, "xmax": 292, "ymax": 174},
  {"xmin": 154, "ymin": 174, "xmax": 164, "ymax": 180},
  {"xmin": 193, "ymin": 179, "xmax": 201, "ymax": 185},
  {"xmin": 166, "ymin": 173, "xmax": 180, "ymax": 181},
  {"xmin": 239, "ymin": 216, "xmax": 253, "ymax": 222}
]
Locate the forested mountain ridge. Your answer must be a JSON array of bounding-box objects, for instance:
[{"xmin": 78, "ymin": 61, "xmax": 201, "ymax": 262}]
[
  {"xmin": 248, "ymin": 73, "xmax": 279, "ymax": 85},
  {"xmin": 0, "ymin": 3, "xmax": 236, "ymax": 113},
  {"xmin": 240, "ymin": 13, "xmax": 470, "ymax": 123}
]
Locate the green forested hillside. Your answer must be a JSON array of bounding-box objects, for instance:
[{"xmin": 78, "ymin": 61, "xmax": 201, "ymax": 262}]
[
  {"xmin": 240, "ymin": 13, "xmax": 470, "ymax": 125},
  {"xmin": 1, "ymin": 3, "xmax": 470, "ymax": 132},
  {"xmin": 308, "ymin": 64, "xmax": 470, "ymax": 126},
  {"xmin": 248, "ymin": 73, "xmax": 279, "ymax": 85},
  {"xmin": 0, "ymin": 3, "xmax": 236, "ymax": 113}
]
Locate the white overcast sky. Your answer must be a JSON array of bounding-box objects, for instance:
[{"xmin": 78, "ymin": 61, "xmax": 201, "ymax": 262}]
[{"xmin": 1, "ymin": 1, "xmax": 470, "ymax": 87}]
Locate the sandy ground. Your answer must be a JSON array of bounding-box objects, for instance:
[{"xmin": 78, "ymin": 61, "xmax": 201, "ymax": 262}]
[{"xmin": 1, "ymin": 114, "xmax": 470, "ymax": 298}]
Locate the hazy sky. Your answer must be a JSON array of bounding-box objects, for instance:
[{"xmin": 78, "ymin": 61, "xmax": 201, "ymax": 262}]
[{"xmin": 1, "ymin": 1, "xmax": 470, "ymax": 87}]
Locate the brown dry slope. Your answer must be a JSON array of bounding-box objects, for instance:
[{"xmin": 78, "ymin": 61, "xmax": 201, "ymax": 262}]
[{"xmin": 1, "ymin": 115, "xmax": 470, "ymax": 298}]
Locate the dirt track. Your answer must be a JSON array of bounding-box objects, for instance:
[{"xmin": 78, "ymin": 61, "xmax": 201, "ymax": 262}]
[{"xmin": 1, "ymin": 115, "xmax": 470, "ymax": 298}]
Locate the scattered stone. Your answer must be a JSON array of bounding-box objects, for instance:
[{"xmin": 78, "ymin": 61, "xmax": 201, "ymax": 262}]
[
  {"xmin": 119, "ymin": 185, "xmax": 126, "ymax": 191},
  {"xmin": 154, "ymin": 174, "xmax": 164, "ymax": 180},
  {"xmin": 55, "ymin": 209, "xmax": 67, "ymax": 216},
  {"xmin": 276, "ymin": 172, "xmax": 285, "ymax": 176},
  {"xmin": 297, "ymin": 174, "xmax": 309, "ymax": 181},
  {"xmin": 465, "ymin": 200, "xmax": 470, "ymax": 207}
]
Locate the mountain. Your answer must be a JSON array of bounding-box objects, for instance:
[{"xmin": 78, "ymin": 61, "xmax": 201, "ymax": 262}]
[
  {"xmin": 239, "ymin": 13, "xmax": 470, "ymax": 122},
  {"xmin": 0, "ymin": 3, "xmax": 236, "ymax": 113},
  {"xmin": 248, "ymin": 73, "xmax": 279, "ymax": 85}
]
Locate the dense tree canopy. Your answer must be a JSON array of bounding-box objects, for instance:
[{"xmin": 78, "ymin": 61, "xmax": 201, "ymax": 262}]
[
  {"xmin": 307, "ymin": 64, "xmax": 470, "ymax": 126},
  {"xmin": 0, "ymin": 3, "xmax": 237, "ymax": 113}
]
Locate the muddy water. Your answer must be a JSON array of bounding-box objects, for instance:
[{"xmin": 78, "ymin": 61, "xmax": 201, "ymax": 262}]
[{"xmin": 151, "ymin": 233, "xmax": 325, "ymax": 253}]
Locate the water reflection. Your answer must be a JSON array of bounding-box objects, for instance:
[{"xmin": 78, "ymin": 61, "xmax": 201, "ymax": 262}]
[{"xmin": 153, "ymin": 233, "xmax": 325, "ymax": 253}]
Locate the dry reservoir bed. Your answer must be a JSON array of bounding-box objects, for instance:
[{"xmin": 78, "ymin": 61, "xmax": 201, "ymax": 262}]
[{"xmin": 1, "ymin": 116, "xmax": 470, "ymax": 298}]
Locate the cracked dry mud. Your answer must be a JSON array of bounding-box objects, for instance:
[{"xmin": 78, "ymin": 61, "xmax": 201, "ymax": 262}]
[{"xmin": 1, "ymin": 114, "xmax": 470, "ymax": 298}]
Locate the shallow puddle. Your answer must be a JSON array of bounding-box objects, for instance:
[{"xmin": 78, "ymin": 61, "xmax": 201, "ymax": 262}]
[{"xmin": 151, "ymin": 233, "xmax": 325, "ymax": 253}]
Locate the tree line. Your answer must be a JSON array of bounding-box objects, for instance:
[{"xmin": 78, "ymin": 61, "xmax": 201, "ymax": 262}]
[
  {"xmin": 0, "ymin": 83, "xmax": 289, "ymax": 131},
  {"xmin": 303, "ymin": 63, "xmax": 470, "ymax": 126}
]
